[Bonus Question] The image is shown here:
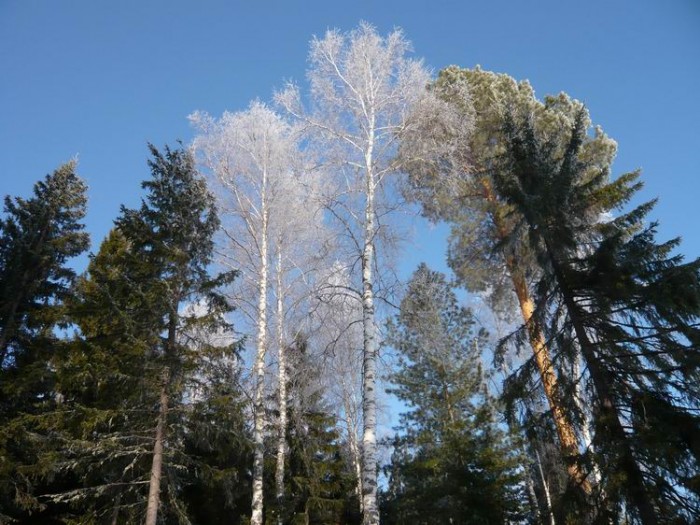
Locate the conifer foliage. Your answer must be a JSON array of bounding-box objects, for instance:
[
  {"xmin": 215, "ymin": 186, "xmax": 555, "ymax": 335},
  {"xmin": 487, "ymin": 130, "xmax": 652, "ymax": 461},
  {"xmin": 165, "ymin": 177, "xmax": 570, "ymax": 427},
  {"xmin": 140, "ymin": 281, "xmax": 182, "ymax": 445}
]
[
  {"xmin": 494, "ymin": 106, "xmax": 700, "ymax": 523},
  {"xmin": 381, "ymin": 264, "xmax": 527, "ymax": 523},
  {"xmin": 0, "ymin": 162, "xmax": 89, "ymax": 521},
  {"xmin": 1, "ymin": 24, "xmax": 699, "ymax": 525}
]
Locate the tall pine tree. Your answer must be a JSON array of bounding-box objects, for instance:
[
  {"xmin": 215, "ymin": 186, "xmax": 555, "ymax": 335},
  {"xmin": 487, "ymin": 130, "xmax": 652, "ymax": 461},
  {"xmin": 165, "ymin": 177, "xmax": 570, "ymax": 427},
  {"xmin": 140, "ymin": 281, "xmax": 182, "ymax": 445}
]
[{"xmin": 382, "ymin": 264, "xmax": 527, "ymax": 524}]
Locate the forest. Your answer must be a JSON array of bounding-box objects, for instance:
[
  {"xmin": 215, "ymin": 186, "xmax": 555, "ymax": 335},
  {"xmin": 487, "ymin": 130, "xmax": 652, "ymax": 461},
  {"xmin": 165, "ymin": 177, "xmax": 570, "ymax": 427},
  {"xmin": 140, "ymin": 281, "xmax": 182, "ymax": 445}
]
[{"xmin": 1, "ymin": 22, "xmax": 699, "ymax": 525}]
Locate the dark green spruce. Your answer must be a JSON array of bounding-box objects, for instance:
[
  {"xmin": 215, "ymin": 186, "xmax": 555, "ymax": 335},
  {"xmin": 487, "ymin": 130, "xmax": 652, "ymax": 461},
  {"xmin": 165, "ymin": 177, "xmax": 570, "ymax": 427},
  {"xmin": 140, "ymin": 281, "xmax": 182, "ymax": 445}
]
[
  {"xmin": 0, "ymin": 162, "xmax": 89, "ymax": 522},
  {"xmin": 494, "ymin": 106, "xmax": 700, "ymax": 524}
]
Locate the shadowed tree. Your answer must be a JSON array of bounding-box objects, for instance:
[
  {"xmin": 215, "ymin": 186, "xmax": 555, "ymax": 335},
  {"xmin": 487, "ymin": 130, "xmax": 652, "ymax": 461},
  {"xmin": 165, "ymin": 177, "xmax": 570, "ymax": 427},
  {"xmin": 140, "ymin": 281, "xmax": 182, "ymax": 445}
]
[
  {"xmin": 0, "ymin": 162, "xmax": 89, "ymax": 521},
  {"xmin": 493, "ymin": 106, "xmax": 700, "ymax": 524}
]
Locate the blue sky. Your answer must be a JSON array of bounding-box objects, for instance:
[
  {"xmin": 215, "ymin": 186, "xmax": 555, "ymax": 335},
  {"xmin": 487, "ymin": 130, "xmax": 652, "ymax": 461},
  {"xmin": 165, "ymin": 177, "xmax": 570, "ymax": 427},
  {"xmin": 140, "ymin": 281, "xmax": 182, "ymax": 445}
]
[{"xmin": 1, "ymin": 0, "xmax": 699, "ymax": 276}]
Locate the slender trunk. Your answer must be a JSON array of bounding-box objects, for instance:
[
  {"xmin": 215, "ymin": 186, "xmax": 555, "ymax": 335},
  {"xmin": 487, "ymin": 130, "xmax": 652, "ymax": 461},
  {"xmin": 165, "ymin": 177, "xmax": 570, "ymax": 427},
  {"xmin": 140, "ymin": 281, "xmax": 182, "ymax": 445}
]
[
  {"xmin": 535, "ymin": 448, "xmax": 556, "ymax": 525},
  {"xmin": 275, "ymin": 247, "xmax": 287, "ymax": 525},
  {"xmin": 361, "ymin": 115, "xmax": 379, "ymax": 525},
  {"xmin": 111, "ymin": 493, "xmax": 122, "ymax": 525},
  {"xmin": 250, "ymin": 178, "xmax": 270, "ymax": 525},
  {"xmin": 343, "ymin": 394, "xmax": 363, "ymax": 512},
  {"xmin": 144, "ymin": 366, "xmax": 170, "ymax": 525},
  {"xmin": 482, "ymin": 179, "xmax": 590, "ymax": 495},
  {"xmin": 526, "ymin": 468, "xmax": 542, "ymax": 525},
  {"xmin": 546, "ymin": 245, "xmax": 658, "ymax": 525},
  {"xmin": 573, "ymin": 353, "xmax": 601, "ymax": 485}
]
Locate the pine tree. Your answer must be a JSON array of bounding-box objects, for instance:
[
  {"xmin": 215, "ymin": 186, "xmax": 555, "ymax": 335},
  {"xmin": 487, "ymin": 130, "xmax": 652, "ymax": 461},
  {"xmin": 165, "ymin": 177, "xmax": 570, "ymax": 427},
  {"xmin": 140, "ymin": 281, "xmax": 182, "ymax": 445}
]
[
  {"xmin": 399, "ymin": 66, "xmax": 610, "ymax": 500},
  {"xmin": 493, "ymin": 106, "xmax": 700, "ymax": 523},
  {"xmin": 0, "ymin": 162, "xmax": 89, "ymax": 521},
  {"xmin": 382, "ymin": 264, "xmax": 527, "ymax": 524}
]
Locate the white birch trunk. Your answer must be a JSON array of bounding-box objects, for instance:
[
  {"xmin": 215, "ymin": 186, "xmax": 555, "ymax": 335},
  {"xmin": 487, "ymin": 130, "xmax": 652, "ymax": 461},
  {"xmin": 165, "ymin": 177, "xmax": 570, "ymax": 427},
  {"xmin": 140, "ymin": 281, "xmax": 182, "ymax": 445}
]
[
  {"xmin": 342, "ymin": 394, "xmax": 364, "ymax": 512},
  {"xmin": 535, "ymin": 448, "xmax": 556, "ymax": 525},
  {"xmin": 361, "ymin": 118, "xmax": 379, "ymax": 525},
  {"xmin": 275, "ymin": 247, "xmax": 288, "ymax": 525},
  {"xmin": 526, "ymin": 472, "xmax": 542, "ymax": 524},
  {"xmin": 250, "ymin": 177, "xmax": 269, "ymax": 525}
]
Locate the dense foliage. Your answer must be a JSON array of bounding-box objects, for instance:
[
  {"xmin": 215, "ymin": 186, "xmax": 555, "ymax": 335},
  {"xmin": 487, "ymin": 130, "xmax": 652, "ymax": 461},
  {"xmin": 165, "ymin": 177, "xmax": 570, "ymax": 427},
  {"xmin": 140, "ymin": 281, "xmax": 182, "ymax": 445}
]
[{"xmin": 1, "ymin": 24, "xmax": 698, "ymax": 525}]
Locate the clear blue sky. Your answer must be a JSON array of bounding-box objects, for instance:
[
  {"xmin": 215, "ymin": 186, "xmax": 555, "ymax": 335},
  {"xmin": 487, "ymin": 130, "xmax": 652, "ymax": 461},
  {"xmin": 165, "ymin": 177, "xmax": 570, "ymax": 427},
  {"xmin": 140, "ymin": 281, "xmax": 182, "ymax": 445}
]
[{"xmin": 1, "ymin": 0, "xmax": 699, "ymax": 274}]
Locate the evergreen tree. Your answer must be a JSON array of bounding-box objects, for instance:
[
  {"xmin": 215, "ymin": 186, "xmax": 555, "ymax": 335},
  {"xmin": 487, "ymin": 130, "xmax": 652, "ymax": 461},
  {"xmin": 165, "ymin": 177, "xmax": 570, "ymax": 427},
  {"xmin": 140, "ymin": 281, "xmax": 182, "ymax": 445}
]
[
  {"xmin": 0, "ymin": 162, "xmax": 89, "ymax": 521},
  {"xmin": 493, "ymin": 106, "xmax": 700, "ymax": 524},
  {"xmin": 179, "ymin": 332, "xmax": 253, "ymax": 525},
  {"xmin": 31, "ymin": 144, "xmax": 243, "ymax": 524},
  {"xmin": 400, "ymin": 66, "xmax": 610, "ymax": 501},
  {"xmin": 265, "ymin": 335, "xmax": 361, "ymax": 525},
  {"xmin": 43, "ymin": 228, "xmax": 161, "ymax": 523},
  {"xmin": 115, "ymin": 143, "xmax": 234, "ymax": 524},
  {"xmin": 382, "ymin": 264, "xmax": 527, "ymax": 524}
]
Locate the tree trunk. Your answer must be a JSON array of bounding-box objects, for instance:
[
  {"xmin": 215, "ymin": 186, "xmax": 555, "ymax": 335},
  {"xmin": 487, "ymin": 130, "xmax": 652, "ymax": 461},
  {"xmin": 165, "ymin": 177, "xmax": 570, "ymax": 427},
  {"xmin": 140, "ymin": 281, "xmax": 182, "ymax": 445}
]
[
  {"xmin": 111, "ymin": 493, "xmax": 122, "ymax": 525},
  {"xmin": 573, "ymin": 353, "xmax": 602, "ymax": 485},
  {"xmin": 343, "ymin": 394, "xmax": 364, "ymax": 513},
  {"xmin": 526, "ymin": 472, "xmax": 542, "ymax": 525},
  {"xmin": 250, "ymin": 190, "xmax": 270, "ymax": 525},
  {"xmin": 535, "ymin": 448, "xmax": 556, "ymax": 525},
  {"xmin": 361, "ymin": 120, "xmax": 379, "ymax": 525},
  {"xmin": 547, "ymin": 247, "xmax": 658, "ymax": 525},
  {"xmin": 144, "ymin": 366, "xmax": 170, "ymax": 525},
  {"xmin": 275, "ymin": 248, "xmax": 287, "ymax": 525},
  {"xmin": 483, "ymin": 179, "xmax": 591, "ymax": 495}
]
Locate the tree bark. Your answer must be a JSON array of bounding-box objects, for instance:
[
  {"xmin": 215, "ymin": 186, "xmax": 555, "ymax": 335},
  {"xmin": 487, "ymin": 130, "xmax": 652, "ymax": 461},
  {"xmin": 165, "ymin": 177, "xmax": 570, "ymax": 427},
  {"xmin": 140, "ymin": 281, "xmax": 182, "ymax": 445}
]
[
  {"xmin": 144, "ymin": 366, "xmax": 170, "ymax": 525},
  {"xmin": 250, "ymin": 184, "xmax": 269, "ymax": 525},
  {"xmin": 361, "ymin": 118, "xmax": 380, "ymax": 525},
  {"xmin": 275, "ymin": 247, "xmax": 287, "ymax": 525},
  {"xmin": 483, "ymin": 179, "xmax": 591, "ymax": 495},
  {"xmin": 535, "ymin": 448, "xmax": 556, "ymax": 525}
]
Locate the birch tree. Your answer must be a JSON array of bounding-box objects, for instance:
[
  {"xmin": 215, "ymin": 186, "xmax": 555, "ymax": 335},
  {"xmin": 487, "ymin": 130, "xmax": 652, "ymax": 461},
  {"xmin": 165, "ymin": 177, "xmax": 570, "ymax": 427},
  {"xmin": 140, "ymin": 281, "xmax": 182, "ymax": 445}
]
[
  {"xmin": 276, "ymin": 23, "xmax": 452, "ymax": 523},
  {"xmin": 313, "ymin": 262, "xmax": 365, "ymax": 511},
  {"xmin": 270, "ymin": 165, "xmax": 327, "ymax": 524},
  {"xmin": 191, "ymin": 103, "xmax": 314, "ymax": 525}
]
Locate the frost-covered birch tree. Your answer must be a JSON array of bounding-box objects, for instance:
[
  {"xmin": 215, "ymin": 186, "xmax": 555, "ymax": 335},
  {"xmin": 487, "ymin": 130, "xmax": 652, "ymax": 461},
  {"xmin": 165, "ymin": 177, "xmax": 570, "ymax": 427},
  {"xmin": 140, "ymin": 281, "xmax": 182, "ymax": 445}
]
[
  {"xmin": 191, "ymin": 103, "xmax": 311, "ymax": 525},
  {"xmin": 313, "ymin": 262, "xmax": 365, "ymax": 510},
  {"xmin": 276, "ymin": 23, "xmax": 447, "ymax": 524},
  {"xmin": 269, "ymin": 166, "xmax": 328, "ymax": 525}
]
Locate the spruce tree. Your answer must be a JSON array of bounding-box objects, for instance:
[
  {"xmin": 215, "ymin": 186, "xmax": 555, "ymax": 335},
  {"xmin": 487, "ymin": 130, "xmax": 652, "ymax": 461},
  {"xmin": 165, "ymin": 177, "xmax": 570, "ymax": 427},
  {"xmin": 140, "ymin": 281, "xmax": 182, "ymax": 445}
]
[
  {"xmin": 0, "ymin": 161, "xmax": 89, "ymax": 370},
  {"xmin": 493, "ymin": 106, "xmax": 700, "ymax": 524},
  {"xmin": 35, "ymin": 144, "xmax": 242, "ymax": 523},
  {"xmin": 0, "ymin": 162, "xmax": 89, "ymax": 521},
  {"xmin": 117, "ymin": 143, "xmax": 237, "ymax": 524},
  {"xmin": 265, "ymin": 335, "xmax": 361, "ymax": 525},
  {"xmin": 382, "ymin": 264, "xmax": 527, "ymax": 524}
]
